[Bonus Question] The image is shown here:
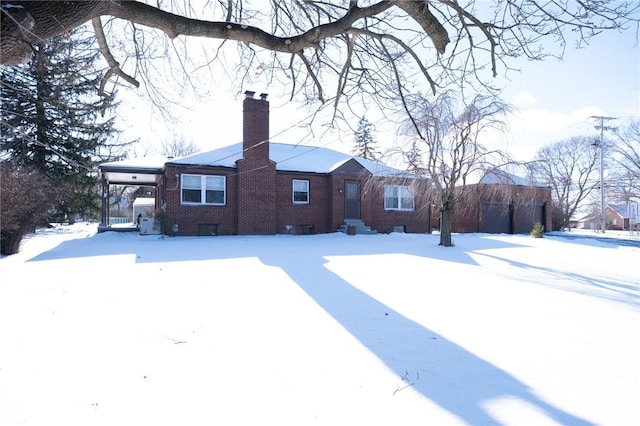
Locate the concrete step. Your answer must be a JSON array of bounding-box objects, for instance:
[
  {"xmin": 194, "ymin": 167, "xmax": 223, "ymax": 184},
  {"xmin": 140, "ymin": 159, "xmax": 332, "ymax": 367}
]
[{"xmin": 338, "ymin": 219, "xmax": 377, "ymax": 235}]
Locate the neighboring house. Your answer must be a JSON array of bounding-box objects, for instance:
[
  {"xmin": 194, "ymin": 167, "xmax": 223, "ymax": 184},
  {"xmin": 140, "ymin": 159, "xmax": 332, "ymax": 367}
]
[
  {"xmin": 574, "ymin": 214, "xmax": 602, "ymax": 231},
  {"xmin": 99, "ymin": 91, "xmax": 432, "ymax": 236},
  {"xmin": 605, "ymin": 202, "xmax": 640, "ymax": 230},
  {"xmin": 450, "ymin": 169, "xmax": 553, "ymax": 234},
  {"xmin": 568, "ymin": 216, "xmax": 588, "ymax": 230}
]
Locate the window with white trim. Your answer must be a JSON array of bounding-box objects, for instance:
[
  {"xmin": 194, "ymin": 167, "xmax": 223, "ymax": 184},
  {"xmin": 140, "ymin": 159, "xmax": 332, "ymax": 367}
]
[
  {"xmin": 181, "ymin": 174, "xmax": 226, "ymax": 205},
  {"xmin": 292, "ymin": 179, "xmax": 309, "ymax": 204},
  {"xmin": 384, "ymin": 185, "xmax": 414, "ymax": 211}
]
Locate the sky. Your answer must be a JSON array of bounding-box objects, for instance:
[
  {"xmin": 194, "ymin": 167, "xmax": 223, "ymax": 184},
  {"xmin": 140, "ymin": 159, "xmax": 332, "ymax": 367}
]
[
  {"xmin": 115, "ymin": 6, "xmax": 640, "ymax": 163},
  {"xmin": 1, "ymin": 223, "xmax": 638, "ymax": 425},
  {"xmin": 497, "ymin": 24, "xmax": 640, "ymax": 160}
]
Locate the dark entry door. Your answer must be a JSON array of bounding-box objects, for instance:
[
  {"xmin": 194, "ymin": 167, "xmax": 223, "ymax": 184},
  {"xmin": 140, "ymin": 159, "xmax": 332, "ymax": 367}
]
[{"xmin": 345, "ymin": 181, "xmax": 361, "ymax": 219}]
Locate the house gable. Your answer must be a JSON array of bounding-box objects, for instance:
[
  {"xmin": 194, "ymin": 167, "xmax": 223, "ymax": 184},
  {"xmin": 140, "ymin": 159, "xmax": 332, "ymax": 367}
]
[
  {"xmin": 331, "ymin": 158, "xmax": 370, "ymax": 177},
  {"xmin": 607, "ymin": 204, "xmax": 629, "ymax": 219}
]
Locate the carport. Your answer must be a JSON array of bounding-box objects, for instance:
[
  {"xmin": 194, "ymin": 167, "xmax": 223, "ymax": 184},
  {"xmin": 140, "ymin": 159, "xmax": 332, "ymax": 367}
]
[{"xmin": 97, "ymin": 156, "xmax": 167, "ymax": 232}]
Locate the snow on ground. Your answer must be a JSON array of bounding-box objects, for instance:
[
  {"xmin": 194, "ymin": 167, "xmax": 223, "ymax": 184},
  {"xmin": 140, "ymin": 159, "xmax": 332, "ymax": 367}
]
[{"xmin": 1, "ymin": 223, "xmax": 638, "ymax": 425}]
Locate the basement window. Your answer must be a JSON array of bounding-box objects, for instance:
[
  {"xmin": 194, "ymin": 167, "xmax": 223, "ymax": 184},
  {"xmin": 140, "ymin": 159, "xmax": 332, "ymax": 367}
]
[
  {"xmin": 181, "ymin": 174, "xmax": 226, "ymax": 205},
  {"xmin": 384, "ymin": 185, "xmax": 414, "ymax": 211},
  {"xmin": 293, "ymin": 179, "xmax": 310, "ymax": 204}
]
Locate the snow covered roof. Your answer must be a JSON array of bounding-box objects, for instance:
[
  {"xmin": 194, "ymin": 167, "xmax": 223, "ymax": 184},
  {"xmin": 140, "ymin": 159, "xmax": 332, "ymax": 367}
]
[
  {"xmin": 100, "ymin": 155, "xmax": 170, "ymax": 171},
  {"xmin": 98, "ymin": 143, "xmax": 414, "ymax": 185},
  {"xmin": 99, "ymin": 155, "xmax": 170, "ymax": 185},
  {"xmin": 608, "ymin": 203, "xmax": 640, "ymax": 219},
  {"xmin": 168, "ymin": 142, "xmax": 411, "ymax": 177},
  {"xmin": 480, "ymin": 168, "xmax": 546, "ymax": 187}
]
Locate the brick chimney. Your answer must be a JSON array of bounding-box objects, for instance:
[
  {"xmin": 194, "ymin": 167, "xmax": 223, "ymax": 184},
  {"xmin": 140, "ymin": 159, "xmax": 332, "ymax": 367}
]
[
  {"xmin": 236, "ymin": 91, "xmax": 277, "ymax": 234},
  {"xmin": 242, "ymin": 91, "xmax": 270, "ymax": 163}
]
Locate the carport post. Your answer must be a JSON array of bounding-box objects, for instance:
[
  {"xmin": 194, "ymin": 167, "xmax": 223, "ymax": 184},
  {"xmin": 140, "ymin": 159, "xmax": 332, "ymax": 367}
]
[{"xmin": 99, "ymin": 176, "xmax": 109, "ymax": 232}]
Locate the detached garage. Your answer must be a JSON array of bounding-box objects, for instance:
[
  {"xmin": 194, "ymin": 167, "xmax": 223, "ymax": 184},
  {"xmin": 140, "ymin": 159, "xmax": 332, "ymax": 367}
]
[{"xmin": 452, "ymin": 171, "xmax": 552, "ymax": 235}]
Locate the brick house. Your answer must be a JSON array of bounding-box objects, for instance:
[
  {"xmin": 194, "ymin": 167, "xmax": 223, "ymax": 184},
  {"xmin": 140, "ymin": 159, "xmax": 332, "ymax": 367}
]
[
  {"xmin": 98, "ymin": 92, "xmax": 554, "ymax": 237},
  {"xmin": 99, "ymin": 91, "xmax": 433, "ymax": 236},
  {"xmin": 605, "ymin": 202, "xmax": 640, "ymax": 230},
  {"xmin": 450, "ymin": 170, "xmax": 553, "ymax": 234}
]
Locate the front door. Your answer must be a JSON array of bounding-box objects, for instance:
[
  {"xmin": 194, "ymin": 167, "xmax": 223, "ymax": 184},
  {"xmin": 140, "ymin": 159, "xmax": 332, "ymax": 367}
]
[{"xmin": 345, "ymin": 181, "xmax": 361, "ymax": 219}]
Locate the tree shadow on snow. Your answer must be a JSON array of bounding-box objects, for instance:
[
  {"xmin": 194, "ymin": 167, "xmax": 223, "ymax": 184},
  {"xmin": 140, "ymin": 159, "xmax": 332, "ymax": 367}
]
[
  {"xmin": 256, "ymin": 242, "xmax": 594, "ymax": 425},
  {"xmin": 471, "ymin": 251, "xmax": 639, "ymax": 307},
  {"xmin": 23, "ymin": 232, "xmax": 596, "ymax": 423}
]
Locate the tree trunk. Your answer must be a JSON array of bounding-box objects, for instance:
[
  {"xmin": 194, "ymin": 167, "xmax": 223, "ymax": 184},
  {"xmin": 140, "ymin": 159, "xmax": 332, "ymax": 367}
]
[{"xmin": 439, "ymin": 205, "xmax": 453, "ymax": 247}]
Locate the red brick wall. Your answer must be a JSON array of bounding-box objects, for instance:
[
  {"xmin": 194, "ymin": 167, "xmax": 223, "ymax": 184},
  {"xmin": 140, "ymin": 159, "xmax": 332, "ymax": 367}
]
[
  {"xmin": 275, "ymin": 173, "xmax": 332, "ymax": 234},
  {"xmin": 605, "ymin": 206, "xmax": 626, "ymax": 230},
  {"xmin": 237, "ymin": 159, "xmax": 277, "ymax": 234},
  {"xmin": 329, "ymin": 176, "xmax": 348, "ymax": 231},
  {"xmin": 365, "ymin": 177, "xmax": 431, "ymax": 233},
  {"xmin": 161, "ymin": 165, "xmax": 238, "ymax": 236},
  {"xmin": 451, "ymin": 204, "xmax": 480, "ymax": 233},
  {"xmin": 328, "ymin": 171, "xmax": 431, "ymax": 234},
  {"xmin": 162, "ymin": 162, "xmax": 434, "ymax": 236}
]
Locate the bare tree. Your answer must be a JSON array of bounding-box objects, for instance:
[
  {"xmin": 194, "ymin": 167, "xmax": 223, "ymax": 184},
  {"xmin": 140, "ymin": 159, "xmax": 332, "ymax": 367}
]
[
  {"xmin": 399, "ymin": 90, "xmax": 512, "ymax": 246},
  {"xmin": 2, "ymin": 1, "xmax": 638, "ymax": 124},
  {"xmin": 157, "ymin": 134, "xmax": 200, "ymax": 157},
  {"xmin": 611, "ymin": 120, "xmax": 640, "ymax": 201},
  {"xmin": 608, "ymin": 169, "xmax": 639, "ymax": 206},
  {"xmin": 530, "ymin": 136, "xmax": 602, "ymax": 230}
]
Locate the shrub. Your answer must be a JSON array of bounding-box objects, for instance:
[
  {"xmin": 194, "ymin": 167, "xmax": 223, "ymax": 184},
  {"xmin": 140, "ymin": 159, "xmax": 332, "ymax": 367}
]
[
  {"xmin": 531, "ymin": 222, "xmax": 544, "ymax": 238},
  {"xmin": 154, "ymin": 209, "xmax": 177, "ymax": 236},
  {"xmin": 1, "ymin": 161, "xmax": 61, "ymax": 255}
]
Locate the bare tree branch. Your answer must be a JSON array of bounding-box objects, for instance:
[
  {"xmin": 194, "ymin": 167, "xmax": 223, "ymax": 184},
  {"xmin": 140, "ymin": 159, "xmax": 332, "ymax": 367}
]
[
  {"xmin": 2, "ymin": 1, "xmax": 637, "ymax": 131},
  {"xmin": 91, "ymin": 16, "xmax": 139, "ymax": 95}
]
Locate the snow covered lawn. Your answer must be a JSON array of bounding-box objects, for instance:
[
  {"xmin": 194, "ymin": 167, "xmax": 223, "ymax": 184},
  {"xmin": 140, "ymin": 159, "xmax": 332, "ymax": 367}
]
[{"xmin": 1, "ymin": 224, "xmax": 638, "ymax": 425}]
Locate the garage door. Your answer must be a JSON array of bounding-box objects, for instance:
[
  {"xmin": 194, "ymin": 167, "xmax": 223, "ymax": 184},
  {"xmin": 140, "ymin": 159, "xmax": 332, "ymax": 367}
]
[
  {"xmin": 515, "ymin": 203, "xmax": 545, "ymax": 234},
  {"xmin": 482, "ymin": 202, "xmax": 511, "ymax": 233}
]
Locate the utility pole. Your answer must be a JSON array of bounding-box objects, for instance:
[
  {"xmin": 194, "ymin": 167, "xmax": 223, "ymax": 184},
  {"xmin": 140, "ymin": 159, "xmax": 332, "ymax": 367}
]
[{"xmin": 590, "ymin": 116, "xmax": 617, "ymax": 233}]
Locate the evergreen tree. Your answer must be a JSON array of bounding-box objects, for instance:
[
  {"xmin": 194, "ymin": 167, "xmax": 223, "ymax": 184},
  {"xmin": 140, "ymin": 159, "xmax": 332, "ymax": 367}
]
[
  {"xmin": 404, "ymin": 138, "xmax": 425, "ymax": 176},
  {"xmin": 353, "ymin": 117, "xmax": 379, "ymax": 161},
  {"xmin": 0, "ymin": 25, "xmax": 127, "ymax": 223}
]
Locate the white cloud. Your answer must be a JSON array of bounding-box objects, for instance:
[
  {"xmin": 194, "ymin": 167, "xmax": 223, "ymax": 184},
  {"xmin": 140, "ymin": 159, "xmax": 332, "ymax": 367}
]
[
  {"xmin": 512, "ymin": 92, "xmax": 537, "ymax": 108},
  {"xmin": 487, "ymin": 106, "xmax": 610, "ymax": 161}
]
